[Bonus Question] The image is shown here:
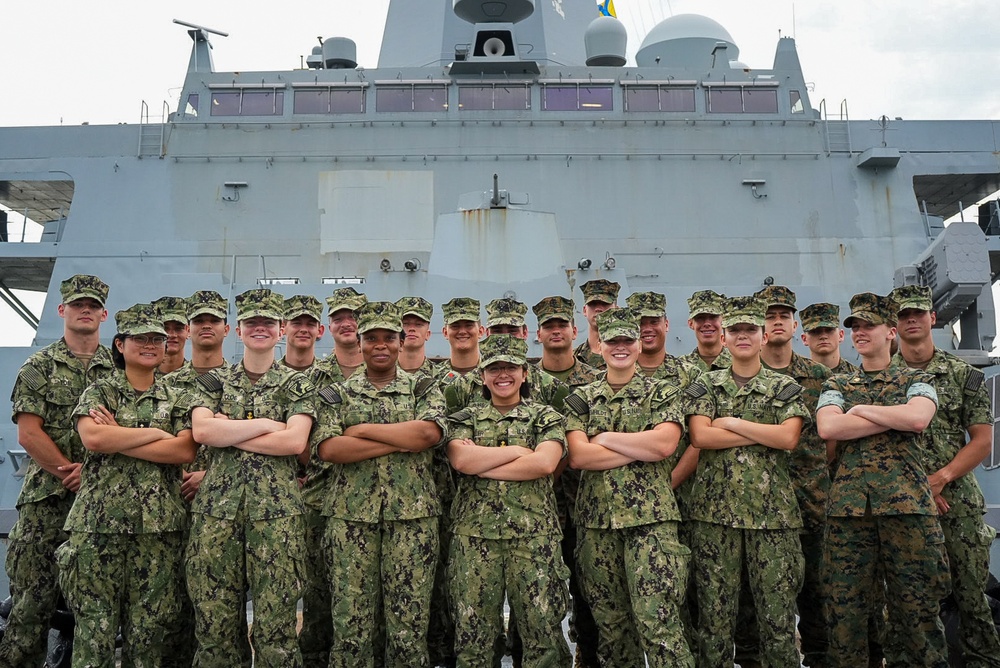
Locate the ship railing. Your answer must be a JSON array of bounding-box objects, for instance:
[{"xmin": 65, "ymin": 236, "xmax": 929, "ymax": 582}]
[
  {"xmin": 819, "ymin": 98, "xmax": 852, "ymax": 155},
  {"xmin": 0, "ymin": 207, "xmax": 62, "ymax": 243},
  {"xmin": 137, "ymin": 100, "xmax": 170, "ymax": 158}
]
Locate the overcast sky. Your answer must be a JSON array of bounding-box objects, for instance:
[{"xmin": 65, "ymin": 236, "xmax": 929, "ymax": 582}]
[{"xmin": 2, "ymin": 1, "xmax": 998, "ymax": 345}]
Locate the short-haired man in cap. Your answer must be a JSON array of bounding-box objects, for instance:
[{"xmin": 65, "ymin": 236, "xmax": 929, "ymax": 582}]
[
  {"xmin": 817, "ymin": 292, "xmax": 949, "ymax": 668},
  {"xmin": 573, "ymin": 279, "xmax": 620, "ymax": 369},
  {"xmin": 754, "ymin": 285, "xmax": 832, "ymax": 668},
  {"xmin": 1, "ymin": 274, "xmax": 115, "ymax": 666},
  {"xmin": 187, "ymin": 288, "xmax": 316, "ymax": 667},
  {"xmin": 316, "ymin": 301, "xmax": 447, "ymax": 668},
  {"xmin": 319, "ymin": 286, "xmax": 368, "ymax": 382},
  {"xmin": 686, "ymin": 296, "xmax": 808, "ymax": 668},
  {"xmin": 679, "ymin": 290, "xmax": 732, "ymax": 373},
  {"xmin": 889, "ymin": 284, "xmax": 1000, "ymax": 666},
  {"xmin": 396, "ymin": 296, "xmax": 437, "ymax": 376},
  {"xmin": 281, "ymin": 295, "xmax": 325, "ymax": 372},
  {"xmin": 565, "ymin": 307, "xmax": 693, "ymax": 667},
  {"xmin": 801, "ymin": 302, "xmax": 856, "ymax": 374},
  {"xmin": 533, "ymin": 296, "xmax": 601, "ymax": 387},
  {"xmin": 154, "ymin": 295, "xmax": 191, "ymax": 375},
  {"xmin": 435, "ymin": 297, "xmax": 485, "ymax": 385}
]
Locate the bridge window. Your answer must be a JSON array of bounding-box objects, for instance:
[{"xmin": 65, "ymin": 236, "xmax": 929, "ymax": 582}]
[
  {"xmin": 209, "ymin": 88, "xmax": 285, "ymax": 116},
  {"xmin": 542, "ymin": 84, "xmax": 613, "ymax": 111},
  {"xmin": 706, "ymin": 86, "xmax": 779, "ymax": 113},
  {"xmin": 458, "ymin": 84, "xmax": 530, "ymax": 111},
  {"xmin": 375, "ymin": 84, "xmax": 449, "ymax": 112},
  {"xmin": 293, "ymin": 86, "xmax": 366, "ymax": 114},
  {"xmin": 623, "ymin": 85, "xmax": 696, "ymax": 112},
  {"xmin": 790, "ymin": 90, "xmax": 804, "ymax": 114}
]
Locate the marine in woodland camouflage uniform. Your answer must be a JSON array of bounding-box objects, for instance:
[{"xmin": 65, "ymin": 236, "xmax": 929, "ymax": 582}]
[
  {"xmin": 0, "ymin": 274, "xmax": 115, "ymax": 668},
  {"xmin": 186, "ymin": 289, "xmax": 316, "ymax": 668},
  {"xmin": 59, "ymin": 302, "xmax": 197, "ymax": 667},
  {"xmin": 565, "ymin": 308, "xmax": 694, "ymax": 668},
  {"xmin": 446, "ymin": 335, "xmax": 571, "ymax": 668},
  {"xmin": 685, "ymin": 296, "xmax": 808, "ymax": 668},
  {"xmin": 679, "ymin": 290, "xmax": 733, "ymax": 373},
  {"xmin": 573, "ymin": 279, "xmax": 620, "ymax": 370},
  {"xmin": 317, "ymin": 301, "xmax": 448, "ymax": 668},
  {"xmin": 532, "ymin": 295, "xmax": 601, "ymax": 668},
  {"xmin": 889, "ymin": 285, "xmax": 1000, "ymax": 668},
  {"xmin": 817, "ymin": 292, "xmax": 950, "ymax": 668}
]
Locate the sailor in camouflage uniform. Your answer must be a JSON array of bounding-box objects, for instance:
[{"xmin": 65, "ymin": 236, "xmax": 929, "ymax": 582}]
[
  {"xmin": 317, "ymin": 301, "xmax": 448, "ymax": 668},
  {"xmin": 565, "ymin": 308, "xmax": 694, "ymax": 668},
  {"xmin": 532, "ymin": 295, "xmax": 600, "ymax": 668},
  {"xmin": 816, "ymin": 292, "xmax": 950, "ymax": 668},
  {"xmin": 315, "ymin": 286, "xmax": 368, "ymax": 383},
  {"xmin": 434, "ymin": 297, "xmax": 485, "ymax": 385},
  {"xmin": 154, "ymin": 295, "xmax": 190, "ymax": 375},
  {"xmin": 679, "ymin": 290, "xmax": 732, "ymax": 373},
  {"xmin": 187, "ymin": 288, "xmax": 316, "ymax": 668},
  {"xmin": 572, "ymin": 279, "xmax": 619, "ymax": 370},
  {"xmin": 396, "ymin": 297, "xmax": 439, "ymax": 377},
  {"xmin": 685, "ymin": 295, "xmax": 808, "ymax": 668},
  {"xmin": 0, "ymin": 274, "xmax": 115, "ymax": 668},
  {"xmin": 889, "ymin": 285, "xmax": 1000, "ymax": 668},
  {"xmin": 60, "ymin": 302, "xmax": 197, "ymax": 667},
  {"xmin": 801, "ymin": 302, "xmax": 858, "ymax": 375},
  {"xmin": 446, "ymin": 334, "xmax": 571, "ymax": 668},
  {"xmin": 752, "ymin": 285, "xmax": 832, "ymax": 668}
]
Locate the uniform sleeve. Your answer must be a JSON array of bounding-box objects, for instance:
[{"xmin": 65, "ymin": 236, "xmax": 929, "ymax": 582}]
[
  {"xmin": 906, "ymin": 382, "xmax": 938, "ymax": 405},
  {"xmin": 683, "ymin": 379, "xmax": 716, "ymax": 419},
  {"xmin": 309, "ymin": 398, "xmax": 344, "ymax": 454},
  {"xmin": 563, "ymin": 388, "xmax": 590, "ymax": 433},
  {"xmin": 447, "ymin": 410, "xmax": 474, "ymax": 442},
  {"xmin": 189, "ymin": 370, "xmax": 224, "ymax": 414},
  {"xmin": 960, "ymin": 367, "xmax": 993, "ymax": 427},
  {"xmin": 10, "ymin": 355, "xmax": 51, "ymax": 423},
  {"xmin": 534, "ymin": 405, "xmax": 567, "ymax": 458},
  {"xmin": 171, "ymin": 388, "xmax": 195, "ymax": 433},
  {"xmin": 775, "ymin": 381, "xmax": 812, "ymax": 425},
  {"xmin": 282, "ymin": 372, "xmax": 318, "ymax": 422},
  {"xmin": 817, "ymin": 377, "xmax": 846, "ymax": 411},
  {"xmin": 415, "ymin": 382, "xmax": 449, "ymax": 445},
  {"xmin": 73, "ymin": 381, "xmax": 111, "ymax": 421},
  {"xmin": 649, "ymin": 381, "xmax": 685, "ymax": 430}
]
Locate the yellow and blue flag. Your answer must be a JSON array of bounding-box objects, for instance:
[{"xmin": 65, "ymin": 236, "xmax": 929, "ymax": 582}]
[{"xmin": 598, "ymin": 0, "xmax": 617, "ymax": 18}]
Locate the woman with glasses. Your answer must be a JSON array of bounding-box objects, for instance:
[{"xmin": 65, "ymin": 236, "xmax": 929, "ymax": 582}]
[
  {"xmin": 57, "ymin": 302, "xmax": 197, "ymax": 666},
  {"xmin": 446, "ymin": 334, "xmax": 571, "ymax": 668}
]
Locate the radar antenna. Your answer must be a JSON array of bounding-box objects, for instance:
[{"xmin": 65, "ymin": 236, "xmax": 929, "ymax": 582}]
[{"xmin": 172, "ymin": 19, "xmax": 229, "ymax": 37}]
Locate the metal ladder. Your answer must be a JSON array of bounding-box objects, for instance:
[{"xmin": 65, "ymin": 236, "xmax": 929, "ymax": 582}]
[
  {"xmin": 137, "ymin": 100, "xmax": 170, "ymax": 158},
  {"xmin": 819, "ymin": 99, "xmax": 852, "ymax": 155}
]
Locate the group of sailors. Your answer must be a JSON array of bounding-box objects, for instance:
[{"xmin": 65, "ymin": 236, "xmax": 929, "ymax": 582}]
[{"xmin": 0, "ymin": 272, "xmax": 998, "ymax": 668}]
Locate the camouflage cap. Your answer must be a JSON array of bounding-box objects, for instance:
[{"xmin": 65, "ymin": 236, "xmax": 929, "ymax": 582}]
[
  {"xmin": 889, "ymin": 285, "xmax": 933, "ymax": 313},
  {"xmin": 325, "ymin": 286, "xmax": 367, "ymax": 316},
  {"xmin": 844, "ymin": 292, "xmax": 898, "ymax": 327},
  {"xmin": 187, "ymin": 290, "xmax": 228, "ymax": 320},
  {"xmin": 721, "ymin": 296, "xmax": 766, "ymax": 328},
  {"xmin": 479, "ymin": 334, "xmax": 528, "ymax": 369},
  {"xmin": 235, "ymin": 288, "xmax": 284, "ymax": 321},
  {"xmin": 115, "ymin": 302, "xmax": 166, "ymax": 336},
  {"xmin": 442, "ymin": 297, "xmax": 481, "ymax": 325},
  {"xmin": 152, "ymin": 296, "xmax": 188, "ymax": 325},
  {"xmin": 395, "ymin": 296, "xmax": 433, "ymax": 322},
  {"xmin": 754, "ymin": 285, "xmax": 797, "ymax": 312},
  {"xmin": 357, "ymin": 301, "xmax": 402, "ymax": 334},
  {"xmin": 687, "ymin": 290, "xmax": 726, "ymax": 318},
  {"xmin": 284, "ymin": 295, "xmax": 323, "ymax": 322},
  {"xmin": 532, "ymin": 295, "xmax": 575, "ymax": 325},
  {"xmin": 800, "ymin": 303, "xmax": 841, "ymax": 331},
  {"xmin": 485, "ymin": 298, "xmax": 528, "ymax": 328},
  {"xmin": 596, "ymin": 308, "xmax": 640, "ymax": 341},
  {"xmin": 625, "ymin": 291, "xmax": 666, "ymax": 318},
  {"xmin": 60, "ymin": 274, "xmax": 109, "ymax": 306},
  {"xmin": 580, "ymin": 279, "xmax": 620, "ymax": 305}
]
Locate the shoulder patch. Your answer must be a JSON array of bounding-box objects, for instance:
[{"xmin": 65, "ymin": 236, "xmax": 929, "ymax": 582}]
[
  {"xmin": 684, "ymin": 382, "xmax": 708, "ymax": 399},
  {"xmin": 449, "ymin": 409, "xmax": 473, "ymax": 422},
  {"xmin": 564, "ymin": 393, "xmax": 590, "ymax": 416},
  {"xmin": 965, "ymin": 368, "xmax": 985, "ymax": 395},
  {"xmin": 196, "ymin": 372, "xmax": 223, "ymax": 393},
  {"xmin": 18, "ymin": 365, "xmax": 48, "ymax": 392},
  {"xmin": 775, "ymin": 382, "xmax": 803, "ymax": 403},
  {"xmin": 414, "ymin": 376, "xmax": 436, "ymax": 397},
  {"xmin": 318, "ymin": 386, "xmax": 342, "ymax": 405},
  {"xmin": 651, "ymin": 382, "xmax": 680, "ymax": 403}
]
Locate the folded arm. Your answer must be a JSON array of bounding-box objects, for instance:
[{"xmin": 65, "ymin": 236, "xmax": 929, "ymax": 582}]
[
  {"xmin": 479, "ymin": 441, "xmax": 563, "ymax": 481},
  {"xmin": 591, "ymin": 422, "xmax": 681, "ymax": 461},
  {"xmin": 344, "ymin": 420, "xmax": 443, "ymax": 453},
  {"xmin": 567, "ymin": 430, "xmax": 635, "ymax": 471}
]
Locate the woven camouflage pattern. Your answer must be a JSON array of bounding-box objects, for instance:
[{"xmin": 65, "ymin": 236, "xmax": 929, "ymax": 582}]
[
  {"xmin": 626, "ymin": 291, "xmax": 666, "ymax": 317},
  {"xmin": 595, "ymin": 307, "xmax": 639, "ymax": 341},
  {"xmin": 532, "ymin": 295, "xmax": 575, "ymax": 325},
  {"xmin": 580, "ymin": 279, "xmax": 620, "ymax": 305},
  {"xmin": 721, "ymin": 295, "xmax": 765, "ymax": 328},
  {"xmin": 844, "ymin": 292, "xmax": 898, "ymax": 327},
  {"xmin": 396, "ymin": 295, "xmax": 433, "ymax": 321},
  {"xmin": 679, "ymin": 346, "xmax": 732, "ymax": 373},
  {"xmin": 153, "ymin": 295, "xmax": 189, "ymax": 325},
  {"xmin": 116, "ymin": 302, "xmax": 167, "ymax": 336},
  {"xmin": 685, "ymin": 368, "xmax": 808, "ymax": 529},
  {"xmin": 187, "ymin": 290, "xmax": 228, "ymax": 320},
  {"xmin": 325, "ymin": 286, "xmax": 367, "ymax": 315},
  {"xmin": 753, "ymin": 284, "xmax": 797, "ymax": 310},
  {"xmin": 485, "ymin": 297, "xmax": 528, "ymax": 327},
  {"xmin": 830, "ymin": 357, "xmax": 860, "ymax": 375},
  {"xmin": 442, "ymin": 296, "xmax": 481, "ymax": 324},
  {"xmin": 235, "ymin": 288, "xmax": 284, "ymax": 321},
  {"xmin": 283, "ymin": 294, "xmax": 323, "ymax": 322},
  {"xmin": 356, "ymin": 300, "xmax": 401, "ymax": 334},
  {"xmin": 818, "ymin": 365, "xmax": 939, "ymax": 516},
  {"xmin": 478, "ymin": 333, "xmax": 527, "ymax": 368},
  {"xmin": 60, "ymin": 273, "xmax": 109, "ymax": 305},
  {"xmin": 573, "ymin": 341, "xmax": 606, "ymax": 370},
  {"xmin": 890, "ymin": 284, "xmax": 934, "ymax": 312},
  {"xmin": 799, "ymin": 302, "xmax": 840, "ymax": 331},
  {"xmin": 686, "ymin": 289, "xmax": 726, "ymax": 318}
]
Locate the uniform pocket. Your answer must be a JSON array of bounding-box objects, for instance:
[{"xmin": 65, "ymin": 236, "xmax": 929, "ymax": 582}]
[{"xmin": 55, "ymin": 539, "xmax": 79, "ymax": 611}]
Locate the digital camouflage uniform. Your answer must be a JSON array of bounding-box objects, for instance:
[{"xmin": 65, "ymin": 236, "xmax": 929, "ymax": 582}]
[
  {"xmin": 819, "ymin": 326, "xmax": 950, "ymax": 668},
  {"xmin": 447, "ymin": 336, "xmax": 571, "ymax": 668},
  {"xmin": 564, "ymin": 309, "xmax": 693, "ymax": 668},
  {"xmin": 319, "ymin": 303, "xmax": 448, "ymax": 668},
  {"xmin": 679, "ymin": 290, "xmax": 732, "ymax": 375},
  {"xmin": 573, "ymin": 279, "xmax": 620, "ymax": 371},
  {"xmin": 186, "ymin": 290, "xmax": 316, "ymax": 668},
  {"xmin": 60, "ymin": 312, "xmax": 192, "ymax": 668},
  {"xmin": 890, "ymin": 283, "xmax": 1000, "ymax": 668},
  {"xmin": 0, "ymin": 274, "xmax": 115, "ymax": 668}
]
